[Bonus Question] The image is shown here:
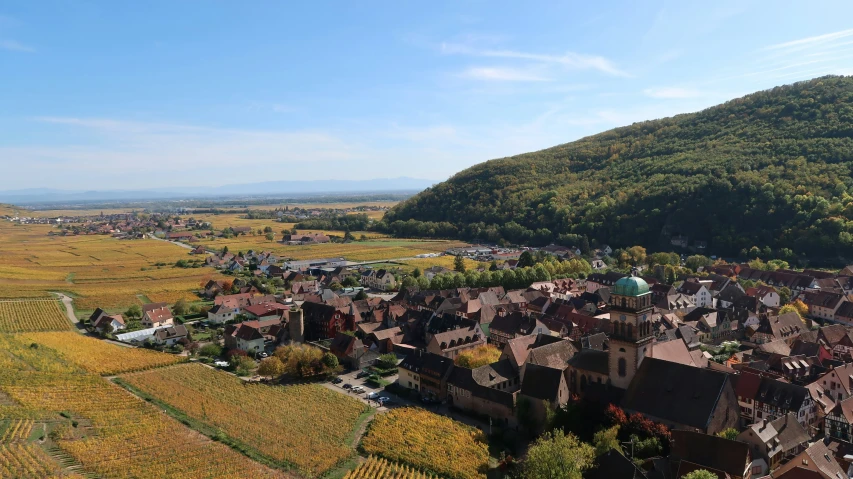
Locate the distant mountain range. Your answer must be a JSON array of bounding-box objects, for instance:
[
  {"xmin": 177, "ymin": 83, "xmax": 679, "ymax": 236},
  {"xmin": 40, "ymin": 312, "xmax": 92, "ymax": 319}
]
[{"xmin": 0, "ymin": 177, "xmax": 437, "ymax": 204}]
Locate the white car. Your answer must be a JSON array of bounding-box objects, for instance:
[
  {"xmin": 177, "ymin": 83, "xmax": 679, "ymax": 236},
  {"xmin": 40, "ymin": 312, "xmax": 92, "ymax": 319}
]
[
  {"xmin": 214, "ymin": 360, "xmax": 229, "ymax": 367},
  {"xmin": 351, "ymin": 386, "xmax": 365, "ymax": 394},
  {"xmin": 366, "ymin": 392, "xmax": 379, "ymax": 400}
]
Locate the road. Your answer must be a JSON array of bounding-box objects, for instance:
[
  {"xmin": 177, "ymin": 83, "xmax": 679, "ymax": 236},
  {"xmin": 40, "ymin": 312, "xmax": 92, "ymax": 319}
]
[
  {"xmin": 147, "ymin": 233, "xmax": 195, "ymax": 250},
  {"xmin": 51, "ymin": 292, "xmax": 86, "ymax": 331}
]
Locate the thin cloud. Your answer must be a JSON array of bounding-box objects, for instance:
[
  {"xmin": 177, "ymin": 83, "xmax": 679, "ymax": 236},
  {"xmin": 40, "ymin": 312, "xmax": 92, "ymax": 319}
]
[
  {"xmin": 643, "ymin": 87, "xmax": 705, "ymax": 99},
  {"xmin": 441, "ymin": 43, "xmax": 629, "ymax": 77},
  {"xmin": 0, "ymin": 39, "xmax": 34, "ymax": 52},
  {"xmin": 460, "ymin": 67, "xmax": 552, "ymax": 82},
  {"xmin": 763, "ymin": 28, "xmax": 853, "ymax": 51}
]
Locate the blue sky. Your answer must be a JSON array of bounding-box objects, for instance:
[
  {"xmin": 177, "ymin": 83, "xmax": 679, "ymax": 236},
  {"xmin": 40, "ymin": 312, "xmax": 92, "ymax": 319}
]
[{"xmin": 1, "ymin": 1, "xmax": 853, "ymax": 190}]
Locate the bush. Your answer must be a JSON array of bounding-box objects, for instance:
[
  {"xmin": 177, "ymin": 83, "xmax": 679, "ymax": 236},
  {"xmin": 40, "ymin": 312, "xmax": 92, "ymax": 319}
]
[
  {"xmin": 199, "ymin": 343, "xmax": 223, "ymax": 358},
  {"xmin": 376, "ymin": 353, "xmax": 398, "ymax": 370}
]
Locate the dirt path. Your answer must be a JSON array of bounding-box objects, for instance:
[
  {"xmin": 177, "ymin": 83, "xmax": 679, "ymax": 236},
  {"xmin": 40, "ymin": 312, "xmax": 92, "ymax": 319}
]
[
  {"xmin": 51, "ymin": 292, "xmax": 85, "ymax": 331},
  {"xmin": 147, "ymin": 233, "xmax": 195, "ymax": 250},
  {"xmin": 350, "ymin": 409, "xmax": 377, "ymax": 449}
]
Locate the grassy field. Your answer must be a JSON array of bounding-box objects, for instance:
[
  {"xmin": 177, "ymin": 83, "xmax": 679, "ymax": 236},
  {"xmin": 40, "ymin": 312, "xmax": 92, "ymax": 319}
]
[
  {"xmin": 360, "ymin": 408, "xmax": 489, "ymax": 479},
  {"xmin": 0, "ymin": 221, "xmax": 225, "ymax": 313},
  {"xmin": 122, "ymin": 363, "xmax": 369, "ymax": 475}
]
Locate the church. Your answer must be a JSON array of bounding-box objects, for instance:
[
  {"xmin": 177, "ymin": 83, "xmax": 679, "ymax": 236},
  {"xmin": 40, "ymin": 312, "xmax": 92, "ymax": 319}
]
[{"xmin": 566, "ymin": 275, "xmax": 655, "ymax": 395}]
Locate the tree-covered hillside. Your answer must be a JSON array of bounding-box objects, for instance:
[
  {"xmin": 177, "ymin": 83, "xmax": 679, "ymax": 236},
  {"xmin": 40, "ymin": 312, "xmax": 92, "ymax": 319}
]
[{"xmin": 380, "ymin": 76, "xmax": 853, "ymax": 264}]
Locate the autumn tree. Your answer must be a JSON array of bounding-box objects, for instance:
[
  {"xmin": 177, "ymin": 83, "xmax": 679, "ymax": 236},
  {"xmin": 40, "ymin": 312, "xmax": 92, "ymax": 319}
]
[
  {"xmin": 717, "ymin": 428, "xmax": 739, "ymax": 440},
  {"xmin": 455, "ymin": 345, "xmax": 502, "ymax": 369},
  {"xmin": 454, "ymin": 255, "xmax": 467, "ymax": 273},
  {"xmin": 593, "ymin": 425, "xmax": 622, "ymax": 456},
  {"xmin": 683, "ymin": 470, "xmax": 717, "ymax": 479},
  {"xmin": 258, "ymin": 356, "xmax": 286, "ymax": 377},
  {"xmin": 523, "ymin": 430, "xmax": 595, "ymax": 479}
]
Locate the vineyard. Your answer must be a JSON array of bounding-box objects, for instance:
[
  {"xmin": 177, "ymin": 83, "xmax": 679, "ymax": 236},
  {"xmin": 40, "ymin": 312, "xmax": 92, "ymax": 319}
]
[
  {"xmin": 0, "ymin": 371, "xmax": 293, "ymax": 479},
  {"xmin": 0, "ymin": 443, "xmax": 64, "ymax": 478},
  {"xmin": 21, "ymin": 332, "xmax": 184, "ymax": 375},
  {"xmin": 121, "ymin": 363, "xmax": 369, "ymax": 475},
  {"xmin": 0, "ymin": 221, "xmax": 226, "ymax": 312},
  {"xmin": 344, "ymin": 456, "xmax": 438, "ymax": 479},
  {"xmin": 0, "ymin": 419, "xmax": 34, "ymax": 442},
  {"xmin": 0, "ymin": 299, "xmax": 72, "ymax": 333},
  {"xmin": 360, "ymin": 408, "xmax": 489, "ymax": 479}
]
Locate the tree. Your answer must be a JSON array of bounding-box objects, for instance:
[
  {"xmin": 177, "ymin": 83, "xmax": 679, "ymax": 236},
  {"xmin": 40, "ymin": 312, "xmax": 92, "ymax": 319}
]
[
  {"xmin": 342, "ymin": 276, "xmax": 360, "ymax": 288},
  {"xmin": 780, "ymin": 299, "xmax": 809, "ymax": 320},
  {"xmin": 173, "ymin": 298, "xmax": 188, "ymax": 316},
  {"xmin": 322, "ymin": 352, "xmax": 339, "ymax": 370},
  {"xmin": 685, "ymin": 255, "xmax": 712, "ymax": 272},
  {"xmin": 377, "ymin": 353, "xmax": 398, "ymax": 370},
  {"xmin": 257, "ymin": 357, "xmax": 285, "ymax": 377},
  {"xmin": 454, "ymin": 255, "xmax": 467, "ymax": 273},
  {"xmin": 593, "ymin": 426, "xmax": 622, "ymax": 456},
  {"xmin": 518, "ymin": 251, "xmax": 535, "ymax": 268},
  {"xmin": 329, "ymin": 281, "xmax": 343, "ymax": 291},
  {"xmin": 124, "ymin": 304, "xmax": 142, "ymax": 320},
  {"xmin": 455, "ymin": 345, "xmax": 502, "ymax": 368},
  {"xmin": 717, "ymin": 428, "xmax": 739, "ymax": 440},
  {"xmin": 523, "ymin": 430, "xmax": 595, "ymax": 479},
  {"xmin": 198, "ymin": 343, "xmax": 223, "ymax": 358},
  {"xmin": 779, "ymin": 287, "xmax": 792, "ymax": 305},
  {"xmin": 265, "ymin": 232, "xmax": 275, "ymax": 241},
  {"xmin": 223, "ymin": 246, "xmax": 229, "ymax": 254},
  {"xmin": 489, "ymin": 260, "xmax": 498, "ymax": 271},
  {"xmin": 683, "ymin": 470, "xmax": 717, "ymax": 479},
  {"xmin": 412, "ymin": 267, "xmax": 421, "ymax": 278},
  {"xmin": 354, "ymin": 290, "xmax": 368, "ymax": 300},
  {"xmin": 232, "ymin": 356, "xmax": 255, "ymax": 376}
]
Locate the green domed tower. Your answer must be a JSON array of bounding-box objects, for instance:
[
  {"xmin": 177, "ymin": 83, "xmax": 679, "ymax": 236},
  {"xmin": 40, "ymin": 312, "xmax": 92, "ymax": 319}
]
[{"xmin": 608, "ymin": 275, "xmax": 654, "ymax": 390}]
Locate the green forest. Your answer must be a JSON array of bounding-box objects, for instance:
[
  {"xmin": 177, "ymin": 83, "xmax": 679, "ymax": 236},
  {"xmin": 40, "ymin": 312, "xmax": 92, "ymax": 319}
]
[{"xmin": 379, "ymin": 76, "xmax": 853, "ymax": 265}]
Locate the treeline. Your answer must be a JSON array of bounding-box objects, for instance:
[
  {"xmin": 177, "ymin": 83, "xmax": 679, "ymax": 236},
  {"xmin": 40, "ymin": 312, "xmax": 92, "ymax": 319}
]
[
  {"xmin": 381, "ymin": 76, "xmax": 853, "ymax": 264},
  {"xmin": 294, "ymin": 214, "xmax": 371, "ymax": 231},
  {"xmin": 401, "ymin": 257, "xmax": 592, "ymax": 290}
]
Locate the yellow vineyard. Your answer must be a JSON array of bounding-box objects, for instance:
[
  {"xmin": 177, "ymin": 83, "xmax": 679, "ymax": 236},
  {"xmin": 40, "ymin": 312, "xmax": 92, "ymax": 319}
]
[
  {"xmin": 122, "ymin": 363, "xmax": 369, "ymax": 475},
  {"xmin": 21, "ymin": 332, "xmax": 184, "ymax": 375},
  {"xmin": 0, "ymin": 221, "xmax": 225, "ymax": 312},
  {"xmin": 0, "ymin": 299, "xmax": 72, "ymax": 333},
  {"xmin": 345, "ymin": 456, "xmax": 438, "ymax": 479},
  {"xmin": 0, "ymin": 443, "xmax": 64, "ymax": 479},
  {"xmin": 0, "ymin": 419, "xmax": 34, "ymax": 442},
  {"xmin": 360, "ymin": 408, "xmax": 489, "ymax": 479}
]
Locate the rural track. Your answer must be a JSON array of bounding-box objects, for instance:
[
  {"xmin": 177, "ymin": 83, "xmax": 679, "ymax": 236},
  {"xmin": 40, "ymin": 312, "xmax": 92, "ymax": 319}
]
[{"xmin": 51, "ymin": 292, "xmax": 86, "ymax": 331}]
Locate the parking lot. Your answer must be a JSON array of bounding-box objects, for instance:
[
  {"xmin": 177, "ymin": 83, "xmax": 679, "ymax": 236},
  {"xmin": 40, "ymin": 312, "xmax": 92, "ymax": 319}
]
[{"xmin": 322, "ymin": 368, "xmax": 411, "ymax": 410}]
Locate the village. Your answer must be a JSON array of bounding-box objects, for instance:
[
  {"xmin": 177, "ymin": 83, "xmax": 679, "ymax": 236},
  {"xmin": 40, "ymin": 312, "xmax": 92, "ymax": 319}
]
[{"xmin": 42, "ymin": 213, "xmax": 853, "ymax": 479}]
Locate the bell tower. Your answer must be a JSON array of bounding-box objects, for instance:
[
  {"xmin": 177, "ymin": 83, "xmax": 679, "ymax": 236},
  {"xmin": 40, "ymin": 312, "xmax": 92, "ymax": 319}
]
[{"xmin": 608, "ymin": 276, "xmax": 654, "ymax": 389}]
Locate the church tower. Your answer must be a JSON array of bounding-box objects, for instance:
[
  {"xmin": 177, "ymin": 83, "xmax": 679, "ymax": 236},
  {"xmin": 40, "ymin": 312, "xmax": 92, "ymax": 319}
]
[{"xmin": 608, "ymin": 276, "xmax": 654, "ymax": 389}]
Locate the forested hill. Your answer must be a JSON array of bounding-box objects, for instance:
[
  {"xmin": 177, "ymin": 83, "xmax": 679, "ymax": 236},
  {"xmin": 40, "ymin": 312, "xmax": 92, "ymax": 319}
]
[{"xmin": 379, "ymin": 76, "xmax": 853, "ymax": 264}]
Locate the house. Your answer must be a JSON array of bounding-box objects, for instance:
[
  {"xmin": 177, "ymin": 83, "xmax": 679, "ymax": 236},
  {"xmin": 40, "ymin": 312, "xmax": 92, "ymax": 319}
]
[
  {"xmin": 207, "ymin": 304, "xmax": 238, "ymax": 324},
  {"xmin": 747, "ymin": 285, "xmax": 781, "ymax": 308},
  {"xmin": 519, "ymin": 363, "xmax": 570, "ymax": 427},
  {"xmin": 397, "ymin": 349, "xmax": 454, "ymax": 399},
  {"xmin": 487, "ymin": 312, "xmax": 550, "ymax": 349},
  {"xmin": 282, "ymin": 233, "xmax": 330, "ymax": 245},
  {"xmin": 670, "ymin": 430, "xmax": 752, "ymax": 479},
  {"xmin": 770, "ymin": 440, "xmax": 846, "ymax": 479},
  {"xmin": 806, "ymin": 363, "xmax": 853, "ymax": 409},
  {"xmin": 825, "ymin": 395, "xmax": 853, "ymax": 443},
  {"xmin": 153, "ymin": 325, "xmax": 189, "ymax": 346},
  {"xmin": 801, "ymin": 291, "xmax": 846, "ymax": 321},
  {"xmin": 366, "ymin": 327, "xmax": 404, "ymax": 353},
  {"xmin": 677, "ymin": 280, "xmax": 713, "ymax": 308},
  {"xmin": 361, "ymin": 269, "xmax": 398, "ymax": 291},
  {"xmin": 329, "ymin": 333, "xmax": 372, "ymax": 370},
  {"xmin": 586, "ymin": 272, "xmax": 627, "ymax": 293},
  {"xmin": 141, "ymin": 303, "xmax": 174, "ymax": 328},
  {"xmin": 89, "ymin": 308, "xmax": 126, "ymax": 332},
  {"xmin": 243, "ymin": 302, "xmax": 289, "ymax": 320},
  {"xmin": 426, "ymin": 323, "xmax": 486, "ymax": 359},
  {"xmin": 202, "ymin": 279, "xmax": 230, "ymax": 298},
  {"xmin": 735, "ymin": 372, "xmax": 816, "ymax": 428},
  {"xmin": 447, "ymin": 360, "xmax": 519, "ymax": 426},
  {"xmin": 301, "ymin": 301, "xmax": 355, "ymax": 341},
  {"xmin": 737, "ymin": 413, "xmax": 810, "ymax": 474},
  {"xmin": 224, "ymin": 323, "xmax": 265, "ymax": 353},
  {"xmin": 622, "ymin": 358, "xmax": 739, "ymax": 435}
]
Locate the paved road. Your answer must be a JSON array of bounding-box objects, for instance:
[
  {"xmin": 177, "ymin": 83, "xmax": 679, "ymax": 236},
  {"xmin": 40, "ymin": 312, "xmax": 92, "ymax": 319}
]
[{"xmin": 147, "ymin": 233, "xmax": 195, "ymax": 250}]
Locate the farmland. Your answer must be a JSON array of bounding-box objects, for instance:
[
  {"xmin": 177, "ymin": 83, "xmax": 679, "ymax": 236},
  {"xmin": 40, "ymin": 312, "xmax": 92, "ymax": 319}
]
[
  {"xmin": 121, "ymin": 363, "xmax": 369, "ymax": 475},
  {"xmin": 360, "ymin": 408, "xmax": 489, "ymax": 479},
  {"xmin": 0, "ymin": 220, "xmax": 225, "ymax": 313},
  {"xmin": 344, "ymin": 456, "xmax": 437, "ymax": 479},
  {"xmin": 0, "ymin": 333, "xmax": 293, "ymax": 479},
  {"xmin": 0, "ymin": 299, "xmax": 73, "ymax": 333},
  {"xmin": 21, "ymin": 332, "xmax": 184, "ymax": 375}
]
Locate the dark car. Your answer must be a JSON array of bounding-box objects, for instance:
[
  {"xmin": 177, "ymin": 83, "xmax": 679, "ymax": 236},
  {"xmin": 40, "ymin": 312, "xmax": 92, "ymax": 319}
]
[
  {"xmin": 356, "ymin": 370, "xmax": 370, "ymax": 379},
  {"xmin": 342, "ymin": 383, "xmax": 353, "ymax": 390},
  {"xmin": 331, "ymin": 377, "xmax": 343, "ymax": 384}
]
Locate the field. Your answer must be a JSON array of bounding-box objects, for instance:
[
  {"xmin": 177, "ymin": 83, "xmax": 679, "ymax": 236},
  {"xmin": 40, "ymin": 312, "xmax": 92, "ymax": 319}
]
[
  {"xmin": 20, "ymin": 332, "xmax": 184, "ymax": 375},
  {"xmin": 0, "ymin": 333, "xmax": 293, "ymax": 479},
  {"xmin": 344, "ymin": 456, "xmax": 437, "ymax": 479},
  {"xmin": 121, "ymin": 363, "xmax": 369, "ymax": 475},
  {"xmin": 0, "ymin": 299, "xmax": 72, "ymax": 333},
  {"xmin": 360, "ymin": 408, "xmax": 489, "ymax": 479},
  {"xmin": 398, "ymin": 256, "xmax": 482, "ymax": 273},
  {"xmin": 0, "ymin": 221, "xmax": 225, "ymax": 313}
]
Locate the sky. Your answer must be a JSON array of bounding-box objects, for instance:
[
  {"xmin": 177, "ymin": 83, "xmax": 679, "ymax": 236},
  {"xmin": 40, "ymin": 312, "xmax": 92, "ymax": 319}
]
[{"xmin": 2, "ymin": 1, "xmax": 853, "ymax": 191}]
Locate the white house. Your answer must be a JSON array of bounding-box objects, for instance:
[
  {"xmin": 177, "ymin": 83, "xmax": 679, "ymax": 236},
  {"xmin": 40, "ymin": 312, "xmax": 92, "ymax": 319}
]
[
  {"xmin": 207, "ymin": 304, "xmax": 237, "ymax": 324},
  {"xmin": 141, "ymin": 303, "xmax": 174, "ymax": 329},
  {"xmin": 676, "ymin": 281, "xmax": 712, "ymax": 308},
  {"xmin": 361, "ymin": 269, "xmax": 397, "ymax": 291},
  {"xmin": 153, "ymin": 325, "xmax": 189, "ymax": 346}
]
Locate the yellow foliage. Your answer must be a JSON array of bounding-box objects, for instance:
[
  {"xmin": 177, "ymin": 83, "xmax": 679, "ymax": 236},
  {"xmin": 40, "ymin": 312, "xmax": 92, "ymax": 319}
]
[
  {"xmin": 122, "ymin": 363, "xmax": 368, "ymax": 475},
  {"xmin": 455, "ymin": 345, "xmax": 502, "ymax": 369},
  {"xmin": 0, "ymin": 299, "xmax": 72, "ymax": 333},
  {"xmin": 361, "ymin": 407, "xmax": 489, "ymax": 479},
  {"xmin": 344, "ymin": 456, "xmax": 437, "ymax": 479}
]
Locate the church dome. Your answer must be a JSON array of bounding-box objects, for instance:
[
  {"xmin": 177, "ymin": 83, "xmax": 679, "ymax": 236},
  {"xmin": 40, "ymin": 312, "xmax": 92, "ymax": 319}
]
[{"xmin": 613, "ymin": 276, "xmax": 650, "ymax": 296}]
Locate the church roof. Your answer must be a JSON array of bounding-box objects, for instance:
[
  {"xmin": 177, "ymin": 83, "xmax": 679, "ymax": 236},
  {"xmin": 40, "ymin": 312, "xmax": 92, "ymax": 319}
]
[{"xmin": 613, "ymin": 276, "xmax": 650, "ymax": 297}]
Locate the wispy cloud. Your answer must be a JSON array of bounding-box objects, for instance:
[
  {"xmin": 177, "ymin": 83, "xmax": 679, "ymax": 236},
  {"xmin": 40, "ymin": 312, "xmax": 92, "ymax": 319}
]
[
  {"xmin": 0, "ymin": 39, "xmax": 34, "ymax": 52},
  {"xmin": 643, "ymin": 87, "xmax": 706, "ymax": 99},
  {"xmin": 460, "ymin": 67, "xmax": 551, "ymax": 82},
  {"xmin": 763, "ymin": 28, "xmax": 853, "ymax": 51},
  {"xmin": 441, "ymin": 43, "xmax": 629, "ymax": 77}
]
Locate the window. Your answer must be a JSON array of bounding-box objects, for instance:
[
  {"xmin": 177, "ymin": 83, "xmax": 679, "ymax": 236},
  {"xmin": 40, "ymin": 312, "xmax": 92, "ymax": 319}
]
[{"xmin": 618, "ymin": 358, "xmax": 627, "ymax": 377}]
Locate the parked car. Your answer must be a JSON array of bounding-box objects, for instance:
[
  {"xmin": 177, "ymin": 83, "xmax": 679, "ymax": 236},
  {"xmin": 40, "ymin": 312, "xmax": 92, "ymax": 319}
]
[
  {"xmin": 258, "ymin": 352, "xmax": 268, "ymax": 358},
  {"xmin": 331, "ymin": 377, "xmax": 343, "ymax": 384},
  {"xmin": 366, "ymin": 392, "xmax": 380, "ymax": 400},
  {"xmin": 356, "ymin": 370, "xmax": 370, "ymax": 379},
  {"xmin": 214, "ymin": 360, "xmax": 229, "ymax": 367},
  {"xmin": 351, "ymin": 386, "xmax": 365, "ymax": 394},
  {"xmin": 377, "ymin": 396, "xmax": 392, "ymax": 405},
  {"xmin": 342, "ymin": 383, "xmax": 353, "ymax": 390}
]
